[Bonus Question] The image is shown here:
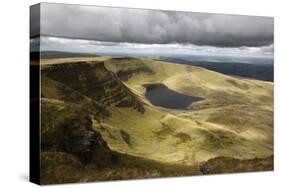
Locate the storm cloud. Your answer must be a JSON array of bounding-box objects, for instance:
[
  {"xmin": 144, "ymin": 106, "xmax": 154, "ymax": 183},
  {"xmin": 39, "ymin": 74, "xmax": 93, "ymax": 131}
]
[
  {"xmin": 32, "ymin": 3, "xmax": 274, "ymax": 47},
  {"xmin": 33, "ymin": 36, "xmax": 273, "ymax": 59}
]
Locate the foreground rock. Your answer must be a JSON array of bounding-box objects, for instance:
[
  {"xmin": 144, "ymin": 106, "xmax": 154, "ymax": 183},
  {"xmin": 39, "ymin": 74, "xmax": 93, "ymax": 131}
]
[{"xmin": 200, "ymin": 156, "xmax": 273, "ymax": 174}]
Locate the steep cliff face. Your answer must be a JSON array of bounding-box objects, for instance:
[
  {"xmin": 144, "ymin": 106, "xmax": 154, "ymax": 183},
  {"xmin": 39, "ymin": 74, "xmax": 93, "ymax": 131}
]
[
  {"xmin": 41, "ymin": 61, "xmax": 144, "ymax": 113},
  {"xmin": 104, "ymin": 57, "xmax": 155, "ymax": 81}
]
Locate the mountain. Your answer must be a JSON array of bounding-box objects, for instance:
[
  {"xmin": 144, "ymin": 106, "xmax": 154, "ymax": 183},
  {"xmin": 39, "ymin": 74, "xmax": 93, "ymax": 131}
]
[{"xmin": 39, "ymin": 56, "xmax": 273, "ymax": 184}]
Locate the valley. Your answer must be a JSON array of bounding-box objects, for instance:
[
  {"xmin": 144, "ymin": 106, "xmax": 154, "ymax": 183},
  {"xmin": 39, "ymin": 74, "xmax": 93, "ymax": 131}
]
[{"xmin": 39, "ymin": 56, "xmax": 273, "ymax": 184}]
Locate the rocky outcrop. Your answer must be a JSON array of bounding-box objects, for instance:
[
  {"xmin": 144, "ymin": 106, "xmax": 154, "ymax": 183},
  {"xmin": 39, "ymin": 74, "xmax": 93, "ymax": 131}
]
[
  {"xmin": 199, "ymin": 156, "xmax": 273, "ymax": 174},
  {"xmin": 41, "ymin": 101, "xmax": 117, "ymax": 165},
  {"xmin": 42, "ymin": 61, "xmax": 144, "ymax": 113}
]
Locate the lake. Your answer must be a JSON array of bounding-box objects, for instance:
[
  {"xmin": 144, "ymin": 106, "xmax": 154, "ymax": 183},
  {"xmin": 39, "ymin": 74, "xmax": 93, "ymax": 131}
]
[{"xmin": 143, "ymin": 83, "xmax": 203, "ymax": 110}]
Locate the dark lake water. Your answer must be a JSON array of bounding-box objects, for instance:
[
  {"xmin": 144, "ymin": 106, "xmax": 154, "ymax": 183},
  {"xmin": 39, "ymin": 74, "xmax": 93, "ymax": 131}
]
[{"xmin": 143, "ymin": 83, "xmax": 203, "ymax": 110}]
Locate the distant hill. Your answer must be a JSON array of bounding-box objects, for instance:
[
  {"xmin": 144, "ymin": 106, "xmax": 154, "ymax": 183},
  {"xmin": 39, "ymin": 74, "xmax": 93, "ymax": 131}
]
[
  {"xmin": 30, "ymin": 51, "xmax": 98, "ymax": 60},
  {"xmin": 159, "ymin": 57, "xmax": 273, "ymax": 82}
]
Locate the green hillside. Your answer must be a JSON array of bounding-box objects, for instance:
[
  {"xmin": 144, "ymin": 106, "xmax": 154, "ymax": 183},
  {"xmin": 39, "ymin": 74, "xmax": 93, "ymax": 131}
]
[{"xmin": 39, "ymin": 56, "xmax": 273, "ymax": 184}]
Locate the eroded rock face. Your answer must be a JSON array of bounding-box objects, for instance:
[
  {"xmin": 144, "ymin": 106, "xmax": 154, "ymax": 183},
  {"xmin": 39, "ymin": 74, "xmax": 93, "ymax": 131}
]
[
  {"xmin": 41, "ymin": 101, "xmax": 117, "ymax": 166},
  {"xmin": 41, "ymin": 61, "xmax": 144, "ymax": 113}
]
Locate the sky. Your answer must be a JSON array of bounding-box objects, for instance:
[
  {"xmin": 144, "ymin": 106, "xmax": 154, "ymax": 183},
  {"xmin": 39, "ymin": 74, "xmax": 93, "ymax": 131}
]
[{"xmin": 30, "ymin": 3, "xmax": 274, "ymax": 58}]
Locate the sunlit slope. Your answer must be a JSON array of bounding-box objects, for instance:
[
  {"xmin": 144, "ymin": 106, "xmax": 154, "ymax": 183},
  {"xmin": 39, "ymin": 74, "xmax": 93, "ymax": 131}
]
[
  {"xmin": 41, "ymin": 57, "xmax": 273, "ymax": 165},
  {"xmin": 99, "ymin": 57, "xmax": 273, "ymax": 163}
]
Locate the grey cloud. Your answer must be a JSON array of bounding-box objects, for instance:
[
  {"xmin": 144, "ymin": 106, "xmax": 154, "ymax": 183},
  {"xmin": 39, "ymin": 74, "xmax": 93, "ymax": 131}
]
[
  {"xmin": 34, "ymin": 3, "xmax": 274, "ymax": 47},
  {"xmin": 30, "ymin": 4, "xmax": 40, "ymax": 38}
]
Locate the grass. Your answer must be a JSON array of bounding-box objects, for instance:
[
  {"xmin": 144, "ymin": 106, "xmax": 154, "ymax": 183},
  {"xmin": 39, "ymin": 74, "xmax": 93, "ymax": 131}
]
[{"xmin": 39, "ymin": 56, "xmax": 273, "ymax": 184}]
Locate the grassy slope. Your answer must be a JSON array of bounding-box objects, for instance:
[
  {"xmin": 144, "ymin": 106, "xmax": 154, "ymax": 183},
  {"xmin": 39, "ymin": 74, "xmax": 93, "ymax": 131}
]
[
  {"xmin": 40, "ymin": 57, "xmax": 273, "ymax": 183},
  {"xmin": 99, "ymin": 57, "xmax": 273, "ymax": 164}
]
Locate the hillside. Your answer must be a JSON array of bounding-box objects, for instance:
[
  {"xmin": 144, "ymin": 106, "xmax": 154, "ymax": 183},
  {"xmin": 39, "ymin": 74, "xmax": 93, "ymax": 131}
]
[{"xmin": 39, "ymin": 56, "xmax": 273, "ymax": 184}]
